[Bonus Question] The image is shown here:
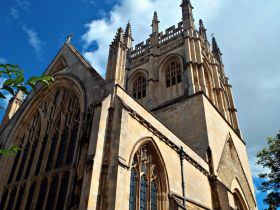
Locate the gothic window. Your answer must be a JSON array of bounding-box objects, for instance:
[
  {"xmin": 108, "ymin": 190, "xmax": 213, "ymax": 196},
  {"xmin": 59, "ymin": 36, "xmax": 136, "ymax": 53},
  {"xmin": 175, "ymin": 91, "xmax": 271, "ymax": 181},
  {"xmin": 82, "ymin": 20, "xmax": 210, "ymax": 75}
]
[
  {"xmin": 165, "ymin": 60, "xmax": 182, "ymax": 87},
  {"xmin": 233, "ymin": 192, "xmax": 247, "ymax": 210},
  {"xmin": 7, "ymin": 149, "xmax": 21, "ymax": 183},
  {"xmin": 7, "ymin": 186, "xmax": 17, "ymax": 210},
  {"xmin": 132, "ymin": 76, "xmax": 147, "ymax": 100},
  {"xmin": 24, "ymin": 143, "xmax": 37, "ymax": 178},
  {"xmin": 0, "ymin": 188, "xmax": 8, "ymax": 209},
  {"xmin": 151, "ymin": 181, "xmax": 158, "ymax": 210},
  {"xmin": 56, "ymin": 171, "xmax": 70, "ymax": 209},
  {"xmin": 129, "ymin": 145, "xmax": 162, "ymax": 210},
  {"xmin": 46, "ymin": 175, "xmax": 59, "ymax": 210},
  {"xmin": 14, "ymin": 183, "xmax": 26, "ymax": 210},
  {"xmin": 1, "ymin": 86, "xmax": 82, "ymax": 210},
  {"xmin": 140, "ymin": 176, "xmax": 148, "ymax": 210},
  {"xmin": 24, "ymin": 181, "xmax": 36, "ymax": 210},
  {"xmin": 35, "ymin": 177, "xmax": 48, "ymax": 210},
  {"xmin": 16, "ymin": 142, "xmax": 30, "ymax": 181},
  {"xmin": 46, "ymin": 131, "xmax": 59, "ymax": 171},
  {"xmin": 129, "ymin": 168, "xmax": 137, "ymax": 210}
]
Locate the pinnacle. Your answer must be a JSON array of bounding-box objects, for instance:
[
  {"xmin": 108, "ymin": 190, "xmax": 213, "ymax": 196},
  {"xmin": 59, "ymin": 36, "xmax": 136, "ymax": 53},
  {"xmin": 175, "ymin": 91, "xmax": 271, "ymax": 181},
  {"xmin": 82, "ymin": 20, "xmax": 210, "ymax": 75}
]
[
  {"xmin": 199, "ymin": 19, "xmax": 204, "ymax": 28},
  {"xmin": 113, "ymin": 27, "xmax": 124, "ymax": 43},
  {"xmin": 153, "ymin": 11, "xmax": 158, "ymax": 21},
  {"xmin": 125, "ymin": 21, "xmax": 132, "ymax": 37}
]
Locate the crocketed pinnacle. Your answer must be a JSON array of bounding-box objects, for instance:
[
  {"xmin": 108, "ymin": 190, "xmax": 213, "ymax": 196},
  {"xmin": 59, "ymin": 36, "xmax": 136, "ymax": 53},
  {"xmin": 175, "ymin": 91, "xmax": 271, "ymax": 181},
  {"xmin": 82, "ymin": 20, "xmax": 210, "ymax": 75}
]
[
  {"xmin": 113, "ymin": 27, "xmax": 124, "ymax": 43},
  {"xmin": 125, "ymin": 21, "xmax": 132, "ymax": 38}
]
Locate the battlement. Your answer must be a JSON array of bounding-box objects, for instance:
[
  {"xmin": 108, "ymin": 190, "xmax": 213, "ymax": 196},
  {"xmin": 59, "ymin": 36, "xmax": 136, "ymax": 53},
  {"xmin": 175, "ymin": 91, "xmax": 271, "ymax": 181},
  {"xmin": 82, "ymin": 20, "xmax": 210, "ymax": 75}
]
[
  {"xmin": 130, "ymin": 21, "xmax": 184, "ymax": 59},
  {"xmin": 159, "ymin": 21, "xmax": 184, "ymax": 45},
  {"xmin": 131, "ymin": 38, "xmax": 151, "ymax": 58}
]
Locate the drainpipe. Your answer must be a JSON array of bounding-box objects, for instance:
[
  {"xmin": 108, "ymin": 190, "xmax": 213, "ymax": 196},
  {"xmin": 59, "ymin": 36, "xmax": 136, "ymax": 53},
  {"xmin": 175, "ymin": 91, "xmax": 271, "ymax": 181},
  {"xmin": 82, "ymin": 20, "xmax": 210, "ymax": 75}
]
[{"xmin": 180, "ymin": 146, "xmax": 187, "ymax": 209}]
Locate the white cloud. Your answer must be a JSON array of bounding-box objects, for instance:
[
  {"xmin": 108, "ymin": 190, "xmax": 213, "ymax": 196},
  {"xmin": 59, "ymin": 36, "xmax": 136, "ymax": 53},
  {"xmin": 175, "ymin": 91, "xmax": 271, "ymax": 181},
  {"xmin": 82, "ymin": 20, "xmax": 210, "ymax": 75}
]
[
  {"xmin": 16, "ymin": 0, "xmax": 30, "ymax": 10},
  {"xmin": 22, "ymin": 25, "xmax": 44, "ymax": 59},
  {"xmin": 81, "ymin": 0, "xmax": 223, "ymax": 76},
  {"xmin": 10, "ymin": 8, "xmax": 19, "ymax": 19}
]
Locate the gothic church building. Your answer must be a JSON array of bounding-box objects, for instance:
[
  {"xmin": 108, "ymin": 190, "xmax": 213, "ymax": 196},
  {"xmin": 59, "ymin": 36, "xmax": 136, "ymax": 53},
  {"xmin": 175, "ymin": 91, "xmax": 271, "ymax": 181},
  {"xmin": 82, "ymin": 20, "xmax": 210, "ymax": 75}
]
[{"xmin": 0, "ymin": 1, "xmax": 257, "ymax": 209}]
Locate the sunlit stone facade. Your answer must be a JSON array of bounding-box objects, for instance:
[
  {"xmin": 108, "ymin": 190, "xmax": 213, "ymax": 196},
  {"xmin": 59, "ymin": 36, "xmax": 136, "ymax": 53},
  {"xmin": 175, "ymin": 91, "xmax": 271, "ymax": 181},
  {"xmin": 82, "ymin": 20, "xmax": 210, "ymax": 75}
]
[{"xmin": 0, "ymin": 1, "xmax": 257, "ymax": 209}]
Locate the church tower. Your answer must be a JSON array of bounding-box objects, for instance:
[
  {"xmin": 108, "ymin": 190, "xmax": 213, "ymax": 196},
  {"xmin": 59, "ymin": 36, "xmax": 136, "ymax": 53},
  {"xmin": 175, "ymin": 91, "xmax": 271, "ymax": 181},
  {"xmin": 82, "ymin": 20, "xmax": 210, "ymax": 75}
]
[{"xmin": 0, "ymin": 1, "xmax": 256, "ymax": 210}]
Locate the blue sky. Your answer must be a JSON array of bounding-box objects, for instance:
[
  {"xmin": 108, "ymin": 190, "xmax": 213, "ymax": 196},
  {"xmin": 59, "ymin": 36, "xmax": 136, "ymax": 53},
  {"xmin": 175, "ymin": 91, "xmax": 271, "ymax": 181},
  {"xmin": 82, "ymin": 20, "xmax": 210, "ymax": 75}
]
[{"xmin": 1, "ymin": 0, "xmax": 280, "ymax": 209}]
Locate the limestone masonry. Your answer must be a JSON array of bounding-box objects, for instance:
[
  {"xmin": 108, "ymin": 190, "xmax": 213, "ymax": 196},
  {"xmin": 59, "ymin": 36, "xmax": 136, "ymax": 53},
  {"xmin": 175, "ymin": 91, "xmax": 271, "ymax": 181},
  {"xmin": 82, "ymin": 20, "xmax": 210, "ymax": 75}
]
[{"xmin": 0, "ymin": 1, "xmax": 257, "ymax": 209}]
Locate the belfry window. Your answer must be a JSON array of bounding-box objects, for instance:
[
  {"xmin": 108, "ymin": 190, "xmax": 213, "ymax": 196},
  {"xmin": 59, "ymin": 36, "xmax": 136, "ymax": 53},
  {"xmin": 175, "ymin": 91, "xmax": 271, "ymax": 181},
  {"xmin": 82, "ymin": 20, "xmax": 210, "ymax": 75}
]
[
  {"xmin": 166, "ymin": 60, "xmax": 182, "ymax": 87},
  {"xmin": 129, "ymin": 145, "xmax": 160, "ymax": 210},
  {"xmin": 132, "ymin": 76, "xmax": 147, "ymax": 100}
]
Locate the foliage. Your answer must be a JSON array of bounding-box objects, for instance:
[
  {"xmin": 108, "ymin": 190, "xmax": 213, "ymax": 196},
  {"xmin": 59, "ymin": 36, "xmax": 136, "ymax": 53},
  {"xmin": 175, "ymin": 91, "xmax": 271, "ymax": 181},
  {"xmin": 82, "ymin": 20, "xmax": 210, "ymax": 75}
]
[
  {"xmin": 257, "ymin": 131, "xmax": 280, "ymax": 209},
  {"xmin": 0, "ymin": 63, "xmax": 54, "ymax": 155}
]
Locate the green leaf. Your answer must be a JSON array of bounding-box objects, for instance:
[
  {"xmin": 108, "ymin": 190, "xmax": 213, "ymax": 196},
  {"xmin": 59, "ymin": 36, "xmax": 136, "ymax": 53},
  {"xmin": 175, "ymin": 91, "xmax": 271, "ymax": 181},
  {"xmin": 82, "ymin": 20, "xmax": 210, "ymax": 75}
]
[
  {"xmin": 14, "ymin": 75, "xmax": 24, "ymax": 85},
  {"xmin": 0, "ymin": 92, "xmax": 7, "ymax": 99},
  {"xmin": 3, "ymin": 78, "xmax": 14, "ymax": 88},
  {"xmin": 2, "ymin": 86, "xmax": 15, "ymax": 96},
  {"xmin": 17, "ymin": 85, "xmax": 29, "ymax": 94}
]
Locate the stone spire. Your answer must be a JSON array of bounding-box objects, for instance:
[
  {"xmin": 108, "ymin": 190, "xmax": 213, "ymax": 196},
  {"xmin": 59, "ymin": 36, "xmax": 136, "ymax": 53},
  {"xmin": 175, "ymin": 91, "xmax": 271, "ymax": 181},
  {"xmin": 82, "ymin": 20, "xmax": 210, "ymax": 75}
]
[
  {"xmin": 199, "ymin": 19, "xmax": 208, "ymax": 42},
  {"xmin": 212, "ymin": 36, "xmax": 223, "ymax": 64},
  {"xmin": 151, "ymin": 11, "xmax": 160, "ymax": 33},
  {"xmin": 124, "ymin": 21, "xmax": 133, "ymax": 49},
  {"xmin": 180, "ymin": 0, "xmax": 194, "ymax": 29}
]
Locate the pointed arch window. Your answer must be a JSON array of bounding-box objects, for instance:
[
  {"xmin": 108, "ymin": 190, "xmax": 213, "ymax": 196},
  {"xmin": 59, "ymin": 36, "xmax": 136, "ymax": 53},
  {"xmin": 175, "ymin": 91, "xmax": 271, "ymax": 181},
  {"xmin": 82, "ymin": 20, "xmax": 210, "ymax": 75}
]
[
  {"xmin": 1, "ymin": 86, "xmax": 82, "ymax": 210},
  {"xmin": 132, "ymin": 76, "xmax": 147, "ymax": 100},
  {"xmin": 165, "ymin": 60, "xmax": 182, "ymax": 87},
  {"xmin": 129, "ymin": 145, "xmax": 163, "ymax": 210}
]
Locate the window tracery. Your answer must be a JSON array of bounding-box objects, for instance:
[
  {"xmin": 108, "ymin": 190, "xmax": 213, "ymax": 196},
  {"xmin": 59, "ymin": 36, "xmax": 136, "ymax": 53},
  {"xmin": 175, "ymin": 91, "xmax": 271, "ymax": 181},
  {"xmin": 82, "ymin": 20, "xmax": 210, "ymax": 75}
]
[
  {"xmin": 129, "ymin": 145, "xmax": 161, "ymax": 210},
  {"xmin": 132, "ymin": 76, "xmax": 147, "ymax": 100},
  {"xmin": 0, "ymin": 86, "xmax": 82, "ymax": 210},
  {"xmin": 165, "ymin": 60, "xmax": 182, "ymax": 87}
]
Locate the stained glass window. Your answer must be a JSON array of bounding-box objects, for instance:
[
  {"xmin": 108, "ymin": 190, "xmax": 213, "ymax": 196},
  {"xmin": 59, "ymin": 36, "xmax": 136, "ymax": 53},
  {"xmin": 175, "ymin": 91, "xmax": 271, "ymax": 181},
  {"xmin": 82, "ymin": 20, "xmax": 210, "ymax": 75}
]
[
  {"xmin": 35, "ymin": 177, "xmax": 48, "ymax": 210},
  {"xmin": 140, "ymin": 176, "xmax": 148, "ymax": 210},
  {"xmin": 132, "ymin": 76, "xmax": 147, "ymax": 100},
  {"xmin": 166, "ymin": 60, "xmax": 182, "ymax": 87},
  {"xmin": 129, "ymin": 145, "xmax": 162, "ymax": 210},
  {"xmin": 1, "ymin": 87, "xmax": 82, "ymax": 210},
  {"xmin": 129, "ymin": 168, "xmax": 137, "ymax": 210},
  {"xmin": 46, "ymin": 175, "xmax": 59, "ymax": 210},
  {"xmin": 24, "ymin": 181, "xmax": 36, "ymax": 210},
  {"xmin": 0, "ymin": 188, "xmax": 8, "ymax": 209},
  {"xmin": 151, "ymin": 181, "xmax": 157, "ymax": 210},
  {"xmin": 14, "ymin": 184, "xmax": 26, "ymax": 210},
  {"xmin": 56, "ymin": 171, "xmax": 70, "ymax": 209}
]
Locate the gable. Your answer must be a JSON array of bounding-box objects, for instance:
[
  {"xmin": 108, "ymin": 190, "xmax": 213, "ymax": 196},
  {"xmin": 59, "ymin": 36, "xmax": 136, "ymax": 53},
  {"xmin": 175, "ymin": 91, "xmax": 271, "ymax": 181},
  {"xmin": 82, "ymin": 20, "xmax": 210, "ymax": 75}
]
[{"xmin": 217, "ymin": 134, "xmax": 256, "ymax": 208}]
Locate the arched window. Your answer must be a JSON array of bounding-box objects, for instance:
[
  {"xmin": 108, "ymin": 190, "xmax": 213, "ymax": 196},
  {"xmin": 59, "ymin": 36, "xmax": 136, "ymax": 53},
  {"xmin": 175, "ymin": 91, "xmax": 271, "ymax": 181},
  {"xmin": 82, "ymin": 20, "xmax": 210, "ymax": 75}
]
[
  {"xmin": 0, "ymin": 86, "xmax": 82, "ymax": 210},
  {"xmin": 165, "ymin": 60, "xmax": 182, "ymax": 87},
  {"xmin": 233, "ymin": 191, "xmax": 247, "ymax": 210},
  {"xmin": 132, "ymin": 76, "xmax": 147, "ymax": 100},
  {"xmin": 129, "ymin": 168, "xmax": 137, "ymax": 210},
  {"xmin": 129, "ymin": 145, "xmax": 163, "ymax": 210}
]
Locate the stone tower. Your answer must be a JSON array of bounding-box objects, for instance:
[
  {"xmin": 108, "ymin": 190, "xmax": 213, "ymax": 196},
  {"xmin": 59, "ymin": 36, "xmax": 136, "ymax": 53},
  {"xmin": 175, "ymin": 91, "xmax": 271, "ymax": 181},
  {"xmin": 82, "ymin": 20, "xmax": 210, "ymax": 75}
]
[
  {"xmin": 1, "ymin": 91, "xmax": 24, "ymax": 126},
  {"xmin": 0, "ymin": 1, "xmax": 257, "ymax": 210}
]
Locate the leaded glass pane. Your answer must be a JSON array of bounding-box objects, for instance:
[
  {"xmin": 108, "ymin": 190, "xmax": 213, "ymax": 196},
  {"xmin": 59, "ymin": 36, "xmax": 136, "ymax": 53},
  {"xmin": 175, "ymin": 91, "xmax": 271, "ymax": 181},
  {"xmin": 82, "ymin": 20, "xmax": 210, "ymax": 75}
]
[
  {"xmin": 14, "ymin": 183, "xmax": 26, "ymax": 210},
  {"xmin": 140, "ymin": 176, "xmax": 148, "ymax": 210},
  {"xmin": 35, "ymin": 178, "xmax": 48, "ymax": 210},
  {"xmin": 132, "ymin": 76, "xmax": 147, "ymax": 100},
  {"xmin": 165, "ymin": 60, "xmax": 182, "ymax": 87},
  {"xmin": 151, "ymin": 181, "xmax": 157, "ymax": 210},
  {"xmin": 0, "ymin": 188, "xmax": 8, "ymax": 209},
  {"xmin": 56, "ymin": 172, "xmax": 70, "ymax": 209},
  {"xmin": 46, "ymin": 175, "xmax": 59, "ymax": 210},
  {"xmin": 24, "ymin": 181, "xmax": 36, "ymax": 210},
  {"xmin": 129, "ymin": 169, "xmax": 137, "ymax": 210}
]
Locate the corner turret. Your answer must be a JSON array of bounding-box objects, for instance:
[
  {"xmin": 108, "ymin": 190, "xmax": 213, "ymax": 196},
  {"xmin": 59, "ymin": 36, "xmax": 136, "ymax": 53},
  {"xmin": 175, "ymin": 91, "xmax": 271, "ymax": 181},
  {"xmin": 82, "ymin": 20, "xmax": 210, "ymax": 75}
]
[{"xmin": 180, "ymin": 0, "xmax": 195, "ymax": 29}]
